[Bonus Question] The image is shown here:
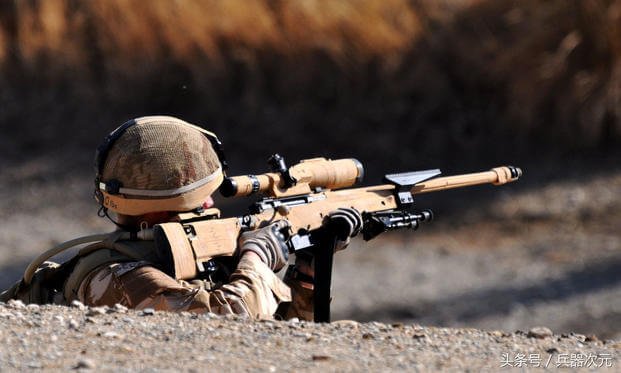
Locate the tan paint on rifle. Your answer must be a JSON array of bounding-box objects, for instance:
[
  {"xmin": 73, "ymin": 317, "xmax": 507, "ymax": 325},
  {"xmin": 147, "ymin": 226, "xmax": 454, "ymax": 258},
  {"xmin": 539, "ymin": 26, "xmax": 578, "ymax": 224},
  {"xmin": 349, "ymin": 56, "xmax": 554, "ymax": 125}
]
[
  {"xmin": 157, "ymin": 222, "xmax": 197, "ymax": 280},
  {"xmin": 261, "ymin": 186, "xmax": 398, "ymax": 232},
  {"xmin": 159, "ymin": 166, "xmax": 520, "ymax": 280},
  {"xmin": 411, "ymin": 167, "xmax": 518, "ymax": 194},
  {"xmin": 228, "ymin": 158, "xmax": 361, "ymax": 198},
  {"xmin": 191, "ymin": 217, "xmax": 241, "ymax": 259}
]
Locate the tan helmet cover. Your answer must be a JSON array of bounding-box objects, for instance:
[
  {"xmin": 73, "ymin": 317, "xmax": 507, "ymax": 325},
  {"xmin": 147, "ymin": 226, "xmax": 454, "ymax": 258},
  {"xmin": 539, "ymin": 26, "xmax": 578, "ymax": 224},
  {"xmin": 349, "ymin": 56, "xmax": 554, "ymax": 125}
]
[{"xmin": 97, "ymin": 116, "xmax": 223, "ymax": 215}]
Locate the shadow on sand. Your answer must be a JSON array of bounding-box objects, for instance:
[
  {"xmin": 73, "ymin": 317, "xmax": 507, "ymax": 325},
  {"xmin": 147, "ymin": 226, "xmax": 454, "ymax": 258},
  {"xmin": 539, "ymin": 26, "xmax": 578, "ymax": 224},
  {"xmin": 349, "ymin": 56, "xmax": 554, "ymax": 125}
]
[{"xmin": 336, "ymin": 256, "xmax": 621, "ymax": 337}]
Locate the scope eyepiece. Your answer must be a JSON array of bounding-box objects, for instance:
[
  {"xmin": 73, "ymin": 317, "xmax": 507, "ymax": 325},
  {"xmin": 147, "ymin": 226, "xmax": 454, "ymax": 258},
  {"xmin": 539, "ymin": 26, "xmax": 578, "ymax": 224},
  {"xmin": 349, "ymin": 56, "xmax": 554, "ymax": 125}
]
[{"xmin": 219, "ymin": 177, "xmax": 238, "ymax": 197}]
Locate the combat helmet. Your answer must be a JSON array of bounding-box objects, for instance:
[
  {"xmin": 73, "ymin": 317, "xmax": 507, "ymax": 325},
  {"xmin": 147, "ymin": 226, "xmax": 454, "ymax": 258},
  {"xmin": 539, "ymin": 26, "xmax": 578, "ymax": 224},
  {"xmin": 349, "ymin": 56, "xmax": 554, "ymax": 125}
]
[{"xmin": 94, "ymin": 116, "xmax": 227, "ymax": 216}]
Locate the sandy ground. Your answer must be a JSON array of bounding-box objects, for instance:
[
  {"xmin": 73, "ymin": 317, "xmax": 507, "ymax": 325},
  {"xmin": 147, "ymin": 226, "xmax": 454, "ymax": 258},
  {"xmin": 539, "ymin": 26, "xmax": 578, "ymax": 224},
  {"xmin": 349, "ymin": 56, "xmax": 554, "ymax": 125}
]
[{"xmin": 0, "ymin": 301, "xmax": 619, "ymax": 372}]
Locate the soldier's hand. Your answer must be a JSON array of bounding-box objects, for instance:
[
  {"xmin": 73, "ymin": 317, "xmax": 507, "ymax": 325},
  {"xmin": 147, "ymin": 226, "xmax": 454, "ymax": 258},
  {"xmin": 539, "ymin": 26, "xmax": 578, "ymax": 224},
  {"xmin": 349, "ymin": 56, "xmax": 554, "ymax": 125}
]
[
  {"xmin": 324, "ymin": 207, "xmax": 363, "ymax": 252},
  {"xmin": 238, "ymin": 220, "xmax": 290, "ymax": 271}
]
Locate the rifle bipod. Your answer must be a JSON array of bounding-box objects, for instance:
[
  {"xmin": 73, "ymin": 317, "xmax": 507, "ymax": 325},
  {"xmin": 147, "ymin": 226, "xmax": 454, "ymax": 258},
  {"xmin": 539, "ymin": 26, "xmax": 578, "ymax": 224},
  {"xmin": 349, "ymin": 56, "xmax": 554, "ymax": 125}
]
[
  {"xmin": 312, "ymin": 226, "xmax": 338, "ymax": 323},
  {"xmin": 361, "ymin": 210, "xmax": 433, "ymax": 241},
  {"xmin": 306, "ymin": 209, "xmax": 433, "ymax": 322}
]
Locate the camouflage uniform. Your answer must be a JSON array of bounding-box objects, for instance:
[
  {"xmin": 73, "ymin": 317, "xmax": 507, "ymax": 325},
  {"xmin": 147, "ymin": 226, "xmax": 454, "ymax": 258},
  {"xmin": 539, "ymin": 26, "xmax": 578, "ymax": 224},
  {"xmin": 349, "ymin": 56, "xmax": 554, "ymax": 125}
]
[
  {"xmin": 74, "ymin": 254, "xmax": 292, "ymax": 318},
  {"xmin": 279, "ymin": 273, "xmax": 314, "ymax": 320},
  {"xmin": 0, "ymin": 235, "xmax": 313, "ymax": 320},
  {"xmin": 57, "ymin": 229, "xmax": 311, "ymax": 319}
]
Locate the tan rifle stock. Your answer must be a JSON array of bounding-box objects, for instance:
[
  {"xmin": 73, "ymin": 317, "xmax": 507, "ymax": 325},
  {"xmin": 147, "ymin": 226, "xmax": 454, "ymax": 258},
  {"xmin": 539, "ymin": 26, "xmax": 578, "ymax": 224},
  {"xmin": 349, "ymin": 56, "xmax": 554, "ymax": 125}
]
[{"xmin": 154, "ymin": 165, "xmax": 521, "ymax": 281}]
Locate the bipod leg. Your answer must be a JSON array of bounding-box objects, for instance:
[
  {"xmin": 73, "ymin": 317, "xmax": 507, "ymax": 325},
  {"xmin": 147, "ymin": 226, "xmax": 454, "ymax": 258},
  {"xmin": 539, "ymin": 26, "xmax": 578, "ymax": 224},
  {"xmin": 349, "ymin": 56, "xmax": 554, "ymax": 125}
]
[{"xmin": 313, "ymin": 232, "xmax": 337, "ymax": 323}]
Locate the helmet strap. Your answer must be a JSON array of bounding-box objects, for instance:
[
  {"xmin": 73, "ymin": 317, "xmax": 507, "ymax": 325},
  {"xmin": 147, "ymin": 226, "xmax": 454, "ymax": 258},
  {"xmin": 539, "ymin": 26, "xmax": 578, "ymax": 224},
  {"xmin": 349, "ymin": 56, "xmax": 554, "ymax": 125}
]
[{"xmin": 98, "ymin": 206, "xmax": 139, "ymax": 233}]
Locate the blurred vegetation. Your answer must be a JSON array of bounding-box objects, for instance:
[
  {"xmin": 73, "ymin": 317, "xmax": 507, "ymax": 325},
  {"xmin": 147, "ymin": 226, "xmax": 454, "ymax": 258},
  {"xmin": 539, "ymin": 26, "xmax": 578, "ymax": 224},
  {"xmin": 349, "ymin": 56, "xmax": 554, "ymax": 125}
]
[{"xmin": 0, "ymin": 0, "xmax": 619, "ymax": 175}]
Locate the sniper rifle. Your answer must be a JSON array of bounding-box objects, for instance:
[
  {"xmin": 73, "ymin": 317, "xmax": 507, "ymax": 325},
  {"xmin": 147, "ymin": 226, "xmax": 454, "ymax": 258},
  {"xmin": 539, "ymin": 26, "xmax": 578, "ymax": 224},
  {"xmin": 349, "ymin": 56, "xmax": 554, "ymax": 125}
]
[{"xmin": 152, "ymin": 154, "xmax": 522, "ymax": 322}]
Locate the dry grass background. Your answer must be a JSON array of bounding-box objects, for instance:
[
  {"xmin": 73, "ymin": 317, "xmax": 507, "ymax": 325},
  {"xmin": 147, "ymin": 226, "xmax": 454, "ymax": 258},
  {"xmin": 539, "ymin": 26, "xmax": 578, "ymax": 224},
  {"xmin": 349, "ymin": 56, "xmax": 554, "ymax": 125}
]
[
  {"xmin": 0, "ymin": 1, "xmax": 620, "ymax": 339},
  {"xmin": 0, "ymin": 0, "xmax": 619, "ymax": 175}
]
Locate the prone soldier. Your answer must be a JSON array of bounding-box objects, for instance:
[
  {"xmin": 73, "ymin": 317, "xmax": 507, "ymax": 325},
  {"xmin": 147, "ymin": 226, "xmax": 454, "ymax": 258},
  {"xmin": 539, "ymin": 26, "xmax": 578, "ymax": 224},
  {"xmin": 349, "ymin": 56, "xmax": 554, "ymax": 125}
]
[{"xmin": 0, "ymin": 116, "xmax": 360, "ymax": 320}]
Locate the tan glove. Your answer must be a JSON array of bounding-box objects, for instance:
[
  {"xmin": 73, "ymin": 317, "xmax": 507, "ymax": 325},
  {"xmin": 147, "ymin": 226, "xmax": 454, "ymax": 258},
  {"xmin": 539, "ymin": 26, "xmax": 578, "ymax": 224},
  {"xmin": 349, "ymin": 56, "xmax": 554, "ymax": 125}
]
[
  {"xmin": 238, "ymin": 220, "xmax": 290, "ymax": 271},
  {"xmin": 324, "ymin": 207, "xmax": 363, "ymax": 252}
]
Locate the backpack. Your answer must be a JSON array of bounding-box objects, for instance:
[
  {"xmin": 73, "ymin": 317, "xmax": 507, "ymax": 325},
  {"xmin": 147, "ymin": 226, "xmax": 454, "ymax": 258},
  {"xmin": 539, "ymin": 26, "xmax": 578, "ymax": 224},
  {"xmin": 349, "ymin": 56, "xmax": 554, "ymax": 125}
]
[{"xmin": 0, "ymin": 231, "xmax": 159, "ymax": 305}]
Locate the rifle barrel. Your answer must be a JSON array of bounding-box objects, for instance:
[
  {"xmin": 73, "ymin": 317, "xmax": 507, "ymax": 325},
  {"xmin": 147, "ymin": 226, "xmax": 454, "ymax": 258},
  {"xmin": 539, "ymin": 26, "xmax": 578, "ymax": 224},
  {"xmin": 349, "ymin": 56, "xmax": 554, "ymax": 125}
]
[{"xmin": 411, "ymin": 166, "xmax": 522, "ymax": 194}]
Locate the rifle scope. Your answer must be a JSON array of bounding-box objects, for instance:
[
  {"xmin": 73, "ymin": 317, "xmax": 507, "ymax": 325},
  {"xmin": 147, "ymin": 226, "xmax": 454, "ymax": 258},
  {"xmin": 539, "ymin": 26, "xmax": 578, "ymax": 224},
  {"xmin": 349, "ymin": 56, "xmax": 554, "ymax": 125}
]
[{"xmin": 220, "ymin": 157, "xmax": 364, "ymax": 197}]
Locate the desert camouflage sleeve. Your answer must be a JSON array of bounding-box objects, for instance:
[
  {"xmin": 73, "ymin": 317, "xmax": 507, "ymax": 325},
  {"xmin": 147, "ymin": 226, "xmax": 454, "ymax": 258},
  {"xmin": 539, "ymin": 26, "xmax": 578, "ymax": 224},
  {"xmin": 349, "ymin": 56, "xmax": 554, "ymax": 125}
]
[
  {"xmin": 276, "ymin": 276, "xmax": 314, "ymax": 321},
  {"xmin": 275, "ymin": 257, "xmax": 315, "ymax": 321},
  {"xmin": 76, "ymin": 255, "xmax": 291, "ymax": 319}
]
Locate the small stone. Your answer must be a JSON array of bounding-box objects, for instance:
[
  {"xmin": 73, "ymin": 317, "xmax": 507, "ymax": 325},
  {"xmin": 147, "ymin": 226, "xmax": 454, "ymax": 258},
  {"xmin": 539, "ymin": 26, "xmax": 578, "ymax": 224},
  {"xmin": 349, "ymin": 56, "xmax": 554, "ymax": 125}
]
[
  {"xmin": 70, "ymin": 300, "xmax": 86, "ymax": 310},
  {"xmin": 86, "ymin": 307, "xmax": 107, "ymax": 316},
  {"xmin": 202, "ymin": 312, "xmax": 217, "ymax": 320},
  {"xmin": 120, "ymin": 345, "xmax": 134, "ymax": 353},
  {"xmin": 26, "ymin": 304, "xmax": 40, "ymax": 311},
  {"xmin": 585, "ymin": 334, "xmax": 598, "ymax": 342},
  {"xmin": 7, "ymin": 299, "xmax": 25, "ymax": 309},
  {"xmin": 333, "ymin": 320, "xmax": 359, "ymax": 329},
  {"xmin": 528, "ymin": 327, "xmax": 553, "ymax": 339},
  {"xmin": 75, "ymin": 359, "xmax": 96, "ymax": 369},
  {"xmin": 24, "ymin": 319, "xmax": 38, "ymax": 327},
  {"xmin": 50, "ymin": 335, "xmax": 58, "ymax": 342},
  {"xmin": 112, "ymin": 304, "xmax": 128, "ymax": 313},
  {"xmin": 102, "ymin": 331, "xmax": 120, "ymax": 339},
  {"xmin": 141, "ymin": 308, "xmax": 155, "ymax": 316},
  {"xmin": 312, "ymin": 355, "xmax": 331, "ymax": 361},
  {"xmin": 69, "ymin": 319, "xmax": 80, "ymax": 330}
]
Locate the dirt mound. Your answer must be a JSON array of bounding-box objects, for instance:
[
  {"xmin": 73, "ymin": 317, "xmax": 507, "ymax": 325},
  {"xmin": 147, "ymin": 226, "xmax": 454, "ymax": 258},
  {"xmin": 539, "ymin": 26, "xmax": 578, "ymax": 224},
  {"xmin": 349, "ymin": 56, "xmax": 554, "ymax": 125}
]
[{"xmin": 0, "ymin": 301, "xmax": 618, "ymax": 371}]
